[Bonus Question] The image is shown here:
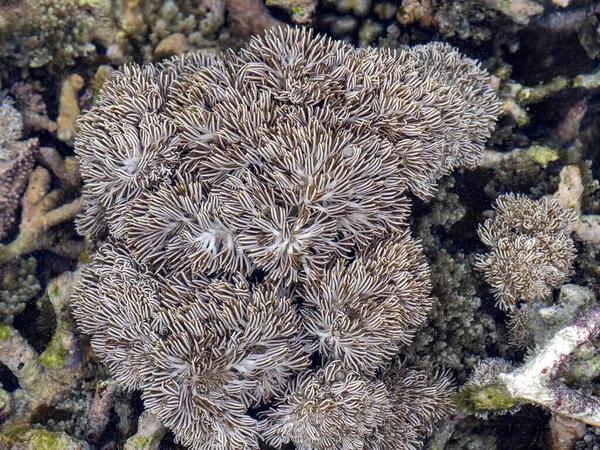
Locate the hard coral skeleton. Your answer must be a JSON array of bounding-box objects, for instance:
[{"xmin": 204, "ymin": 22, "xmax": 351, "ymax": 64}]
[
  {"xmin": 71, "ymin": 26, "xmax": 501, "ymax": 449},
  {"xmin": 459, "ymin": 304, "xmax": 600, "ymax": 428}
]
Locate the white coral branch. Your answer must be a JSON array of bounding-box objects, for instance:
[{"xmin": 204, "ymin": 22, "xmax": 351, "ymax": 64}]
[{"xmin": 499, "ymin": 303, "xmax": 600, "ymax": 425}]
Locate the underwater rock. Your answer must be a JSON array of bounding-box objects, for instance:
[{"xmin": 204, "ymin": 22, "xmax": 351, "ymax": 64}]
[
  {"xmin": 549, "ymin": 414, "xmax": 586, "ymax": 450},
  {"xmin": 358, "ymin": 19, "xmax": 384, "ymax": 46},
  {"xmin": 329, "ymin": 0, "xmax": 373, "ymax": 17},
  {"xmin": 0, "ymin": 428, "xmax": 91, "ymax": 450},
  {"xmin": 84, "ymin": 380, "xmax": 118, "ymax": 444},
  {"xmin": 509, "ymin": 284, "xmax": 596, "ymax": 349},
  {"xmin": 481, "ymin": 145, "xmax": 559, "ymax": 170},
  {"xmin": 501, "ymin": 302, "xmax": 600, "ymax": 425},
  {"xmin": 574, "ymin": 67, "xmax": 600, "ymax": 90},
  {"xmin": 225, "ymin": 0, "xmax": 281, "ymax": 35},
  {"xmin": 507, "ymin": 77, "xmax": 569, "ymax": 105},
  {"xmin": 552, "ymin": 98, "xmax": 588, "ymax": 148},
  {"xmin": 502, "ymin": 98, "xmax": 530, "ymax": 127},
  {"xmin": 458, "ymin": 300, "xmax": 600, "ymax": 426},
  {"xmin": 123, "ymin": 412, "xmax": 166, "ymax": 450},
  {"xmin": 480, "ymin": 0, "xmax": 543, "ymax": 25},
  {"xmin": 534, "ymin": 3, "xmax": 600, "ymax": 60},
  {"xmin": 574, "ymin": 215, "xmax": 600, "ymax": 248},
  {"xmin": 82, "ymin": 0, "xmax": 119, "ymax": 49},
  {"xmin": 0, "ymin": 271, "xmax": 93, "ymax": 450},
  {"xmin": 396, "ymin": 0, "xmax": 435, "ymax": 27},
  {"xmin": 555, "ymin": 165, "xmax": 585, "ymax": 214},
  {"xmin": 265, "ymin": 0, "xmax": 318, "ymax": 23},
  {"xmin": 554, "ymin": 165, "xmax": 600, "ymax": 248}
]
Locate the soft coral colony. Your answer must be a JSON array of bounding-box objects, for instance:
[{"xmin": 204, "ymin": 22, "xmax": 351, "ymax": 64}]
[{"xmin": 71, "ymin": 26, "xmax": 501, "ymax": 449}]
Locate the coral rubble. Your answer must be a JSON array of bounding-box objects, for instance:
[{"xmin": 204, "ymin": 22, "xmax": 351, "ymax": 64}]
[{"xmin": 71, "ymin": 26, "xmax": 501, "ymax": 449}]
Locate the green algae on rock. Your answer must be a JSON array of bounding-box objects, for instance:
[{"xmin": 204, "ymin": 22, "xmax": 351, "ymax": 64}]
[{"xmin": 0, "ymin": 427, "xmax": 89, "ymax": 450}]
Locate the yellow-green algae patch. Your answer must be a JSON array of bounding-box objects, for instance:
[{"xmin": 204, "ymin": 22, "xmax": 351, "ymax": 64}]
[
  {"xmin": 455, "ymin": 385, "xmax": 521, "ymax": 415},
  {"xmin": 48, "ymin": 282, "xmax": 60, "ymax": 300},
  {"xmin": 0, "ymin": 324, "xmax": 11, "ymax": 341},
  {"xmin": 38, "ymin": 329, "xmax": 71, "ymax": 370},
  {"xmin": 124, "ymin": 434, "xmax": 162, "ymax": 450},
  {"xmin": 526, "ymin": 145, "xmax": 559, "ymax": 168},
  {"xmin": 1, "ymin": 427, "xmax": 83, "ymax": 450}
]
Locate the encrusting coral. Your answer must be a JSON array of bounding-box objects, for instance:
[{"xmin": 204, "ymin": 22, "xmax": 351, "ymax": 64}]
[
  {"xmin": 71, "ymin": 26, "xmax": 501, "ymax": 449},
  {"xmin": 475, "ymin": 193, "xmax": 578, "ymax": 311}
]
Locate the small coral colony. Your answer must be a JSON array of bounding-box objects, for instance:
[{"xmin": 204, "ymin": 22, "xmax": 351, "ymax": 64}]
[{"xmin": 1, "ymin": 0, "xmax": 600, "ymax": 449}]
